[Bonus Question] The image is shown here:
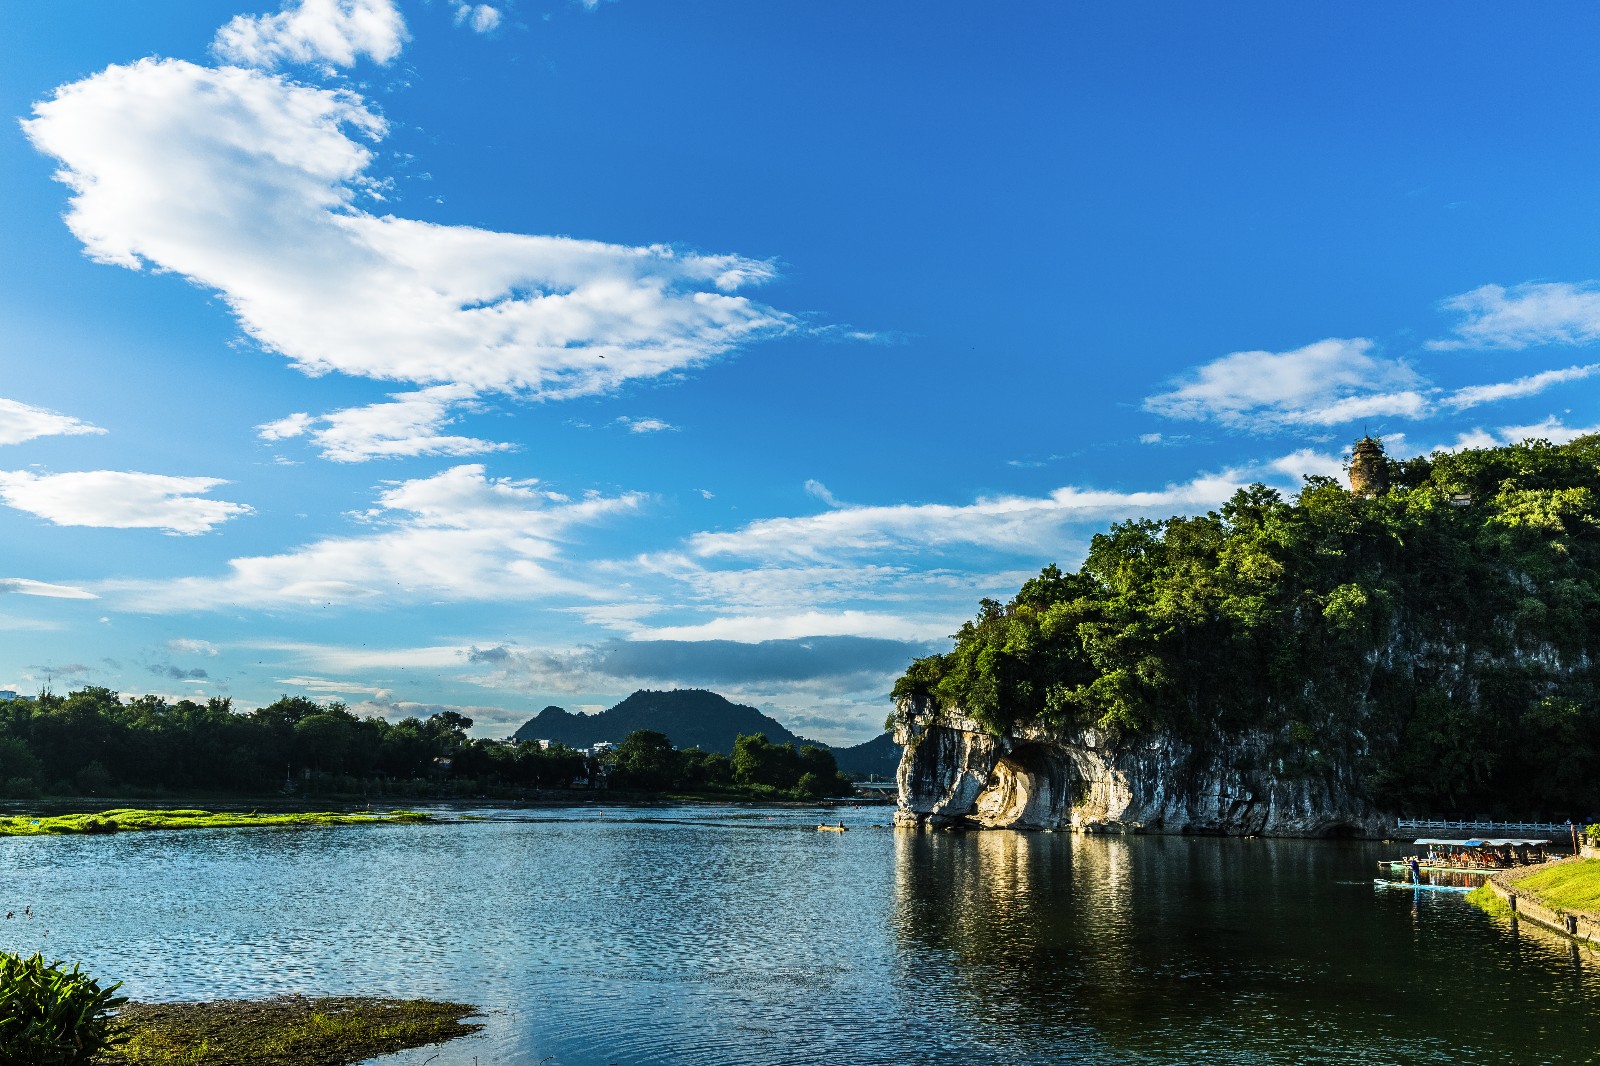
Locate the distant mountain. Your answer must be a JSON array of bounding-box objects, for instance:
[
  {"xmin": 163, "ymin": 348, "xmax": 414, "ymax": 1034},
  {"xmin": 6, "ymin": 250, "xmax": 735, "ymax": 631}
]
[
  {"xmin": 513, "ymin": 689, "xmax": 815, "ymax": 753},
  {"xmin": 511, "ymin": 688, "xmax": 900, "ymax": 777},
  {"xmin": 830, "ymin": 732, "xmax": 900, "ymax": 780}
]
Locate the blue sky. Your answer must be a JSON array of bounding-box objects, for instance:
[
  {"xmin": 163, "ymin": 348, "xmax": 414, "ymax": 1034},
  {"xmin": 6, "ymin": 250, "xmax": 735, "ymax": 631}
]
[{"xmin": 4, "ymin": 1, "xmax": 1600, "ymax": 743}]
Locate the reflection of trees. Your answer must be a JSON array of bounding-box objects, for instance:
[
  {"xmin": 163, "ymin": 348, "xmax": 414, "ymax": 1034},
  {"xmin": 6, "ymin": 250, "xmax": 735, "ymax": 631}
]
[{"xmin": 889, "ymin": 833, "xmax": 1600, "ymax": 1061}]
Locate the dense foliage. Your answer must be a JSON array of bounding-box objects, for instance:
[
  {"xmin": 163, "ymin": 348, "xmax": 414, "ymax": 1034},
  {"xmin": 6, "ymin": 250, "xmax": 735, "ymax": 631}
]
[
  {"xmin": 893, "ymin": 437, "xmax": 1600, "ymax": 817},
  {"xmin": 607, "ymin": 730, "xmax": 853, "ymax": 797},
  {"xmin": 0, "ymin": 691, "xmax": 854, "ymax": 801},
  {"xmin": 0, "ymin": 692, "xmax": 587, "ymax": 798},
  {"xmin": 0, "ymin": 952, "xmax": 125, "ymax": 1065}
]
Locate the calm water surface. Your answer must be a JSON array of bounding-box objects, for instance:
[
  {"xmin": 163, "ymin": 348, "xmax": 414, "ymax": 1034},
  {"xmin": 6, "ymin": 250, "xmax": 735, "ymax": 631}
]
[{"xmin": 1, "ymin": 804, "xmax": 1597, "ymax": 1065}]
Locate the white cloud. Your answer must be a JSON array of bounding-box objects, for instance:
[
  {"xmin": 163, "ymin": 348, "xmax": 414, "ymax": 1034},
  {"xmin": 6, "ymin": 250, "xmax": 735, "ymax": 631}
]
[
  {"xmin": 0, "ymin": 398, "xmax": 106, "ymax": 446},
  {"xmin": 1144, "ymin": 338, "xmax": 1427, "ymax": 429},
  {"xmin": 1262, "ymin": 448, "xmax": 1346, "ymax": 482},
  {"xmin": 686, "ymin": 467, "xmax": 1270, "ymax": 563},
  {"xmin": 1443, "ymin": 363, "xmax": 1600, "ymax": 409},
  {"xmin": 109, "ymin": 464, "xmax": 642, "ymax": 609},
  {"xmin": 167, "ymin": 638, "xmax": 220, "ymax": 656},
  {"xmin": 275, "ymin": 674, "xmax": 393, "ymax": 698},
  {"xmin": 1493, "ymin": 416, "xmax": 1600, "ymax": 446},
  {"xmin": 1431, "ymin": 281, "xmax": 1600, "ymax": 351},
  {"xmin": 0, "ymin": 578, "xmax": 97, "ymax": 600},
  {"xmin": 253, "ymin": 640, "xmax": 469, "ymax": 671},
  {"xmin": 614, "ymin": 416, "xmax": 675, "ymax": 434},
  {"xmin": 259, "ymin": 385, "xmax": 513, "ymax": 461},
  {"xmin": 213, "ymin": 0, "xmax": 408, "ymax": 68},
  {"xmin": 24, "ymin": 57, "xmax": 794, "ymax": 407},
  {"xmin": 451, "ymin": 3, "xmax": 502, "ymax": 33},
  {"xmin": 0, "ymin": 470, "xmax": 252, "ymax": 535},
  {"xmin": 803, "ymin": 479, "xmax": 842, "ymax": 507},
  {"xmin": 638, "ymin": 610, "xmax": 952, "ymax": 643}
]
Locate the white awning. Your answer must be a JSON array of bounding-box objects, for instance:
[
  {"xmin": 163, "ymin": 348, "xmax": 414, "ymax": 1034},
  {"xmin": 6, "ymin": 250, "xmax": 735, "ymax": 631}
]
[{"xmin": 1413, "ymin": 838, "xmax": 1549, "ymax": 847}]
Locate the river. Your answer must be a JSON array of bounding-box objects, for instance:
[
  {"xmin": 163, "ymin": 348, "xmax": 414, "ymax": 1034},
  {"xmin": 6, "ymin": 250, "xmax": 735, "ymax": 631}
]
[{"xmin": 1, "ymin": 804, "xmax": 1596, "ymax": 1064}]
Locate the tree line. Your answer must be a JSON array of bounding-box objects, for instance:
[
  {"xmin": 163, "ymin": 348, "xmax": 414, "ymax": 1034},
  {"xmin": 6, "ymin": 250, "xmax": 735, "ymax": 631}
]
[{"xmin": 0, "ymin": 687, "xmax": 852, "ymax": 800}]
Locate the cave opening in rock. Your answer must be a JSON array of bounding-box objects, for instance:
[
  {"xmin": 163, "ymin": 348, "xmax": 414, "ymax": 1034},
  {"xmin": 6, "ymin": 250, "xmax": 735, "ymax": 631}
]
[{"xmin": 972, "ymin": 743, "xmax": 1067, "ymax": 828}]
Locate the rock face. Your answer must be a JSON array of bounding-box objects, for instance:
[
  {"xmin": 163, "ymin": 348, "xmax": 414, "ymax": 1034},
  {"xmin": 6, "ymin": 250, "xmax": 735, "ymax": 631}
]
[{"xmin": 893, "ymin": 697, "xmax": 1391, "ymax": 837}]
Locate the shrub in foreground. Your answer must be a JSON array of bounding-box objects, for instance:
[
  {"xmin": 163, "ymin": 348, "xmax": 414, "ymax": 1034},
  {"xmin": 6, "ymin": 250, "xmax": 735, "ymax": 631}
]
[{"xmin": 0, "ymin": 951, "xmax": 125, "ymax": 1065}]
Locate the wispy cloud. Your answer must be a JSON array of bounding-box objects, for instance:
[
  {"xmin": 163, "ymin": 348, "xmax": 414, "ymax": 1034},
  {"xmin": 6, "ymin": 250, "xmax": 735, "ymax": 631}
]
[
  {"xmin": 166, "ymin": 638, "xmax": 220, "ymax": 657},
  {"xmin": 1431, "ymin": 281, "xmax": 1600, "ymax": 351},
  {"xmin": 1443, "ymin": 363, "xmax": 1600, "ymax": 410},
  {"xmin": 212, "ymin": 0, "xmax": 409, "ymax": 69},
  {"xmin": 109, "ymin": 464, "xmax": 642, "ymax": 609},
  {"xmin": 614, "ymin": 416, "xmax": 675, "ymax": 434},
  {"xmin": 259, "ymin": 384, "xmax": 513, "ymax": 462},
  {"xmin": 0, "ymin": 578, "xmax": 97, "ymax": 600},
  {"xmin": 450, "ymin": 2, "xmax": 502, "ymax": 33},
  {"xmin": 1143, "ymin": 338, "xmax": 1426, "ymax": 430},
  {"xmin": 0, "ymin": 470, "xmax": 252, "ymax": 535},
  {"xmin": 0, "ymin": 398, "xmax": 105, "ymax": 446},
  {"xmin": 686, "ymin": 466, "xmax": 1282, "ymax": 563}
]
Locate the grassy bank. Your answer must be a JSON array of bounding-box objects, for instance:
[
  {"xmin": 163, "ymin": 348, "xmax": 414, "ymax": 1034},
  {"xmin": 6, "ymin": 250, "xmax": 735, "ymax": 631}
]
[
  {"xmin": 1498, "ymin": 857, "xmax": 1600, "ymax": 916},
  {"xmin": 0, "ymin": 808, "xmax": 432, "ymax": 837},
  {"xmin": 99, "ymin": 995, "xmax": 481, "ymax": 1065},
  {"xmin": 1467, "ymin": 882, "xmax": 1513, "ymax": 917}
]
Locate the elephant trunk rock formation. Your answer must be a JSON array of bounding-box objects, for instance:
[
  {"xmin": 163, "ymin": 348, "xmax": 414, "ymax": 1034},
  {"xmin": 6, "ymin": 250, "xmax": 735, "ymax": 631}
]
[{"xmin": 891, "ymin": 697, "xmax": 1391, "ymax": 837}]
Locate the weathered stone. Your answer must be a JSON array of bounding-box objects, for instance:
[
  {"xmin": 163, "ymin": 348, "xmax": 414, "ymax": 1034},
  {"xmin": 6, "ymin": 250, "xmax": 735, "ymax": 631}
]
[{"xmin": 893, "ymin": 696, "xmax": 1391, "ymax": 837}]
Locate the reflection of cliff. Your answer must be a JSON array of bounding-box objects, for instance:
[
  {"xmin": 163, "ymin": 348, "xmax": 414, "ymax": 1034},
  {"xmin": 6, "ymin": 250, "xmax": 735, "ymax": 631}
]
[
  {"xmin": 886, "ymin": 832, "xmax": 1439, "ymax": 1059},
  {"xmin": 895, "ymin": 701, "xmax": 1388, "ymax": 837}
]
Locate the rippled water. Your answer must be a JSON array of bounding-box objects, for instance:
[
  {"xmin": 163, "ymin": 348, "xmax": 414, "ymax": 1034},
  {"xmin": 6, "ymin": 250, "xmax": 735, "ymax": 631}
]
[{"xmin": 2, "ymin": 805, "xmax": 1597, "ymax": 1065}]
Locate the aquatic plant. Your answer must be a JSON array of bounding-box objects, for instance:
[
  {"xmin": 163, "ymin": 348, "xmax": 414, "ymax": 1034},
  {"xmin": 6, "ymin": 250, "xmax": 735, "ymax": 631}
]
[
  {"xmin": 0, "ymin": 809, "xmax": 432, "ymax": 838},
  {"xmin": 0, "ymin": 951, "xmax": 125, "ymax": 1065},
  {"xmin": 106, "ymin": 995, "xmax": 480, "ymax": 1065}
]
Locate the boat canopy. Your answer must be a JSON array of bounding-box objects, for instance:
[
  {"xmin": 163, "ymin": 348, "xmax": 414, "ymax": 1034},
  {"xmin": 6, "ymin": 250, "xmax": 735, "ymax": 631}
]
[{"xmin": 1412, "ymin": 838, "xmax": 1549, "ymax": 847}]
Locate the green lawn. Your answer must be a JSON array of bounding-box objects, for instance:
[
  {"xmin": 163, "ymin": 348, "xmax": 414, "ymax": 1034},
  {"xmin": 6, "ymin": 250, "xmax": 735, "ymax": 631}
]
[
  {"xmin": 1505, "ymin": 858, "xmax": 1600, "ymax": 915},
  {"xmin": 0, "ymin": 808, "xmax": 431, "ymax": 837}
]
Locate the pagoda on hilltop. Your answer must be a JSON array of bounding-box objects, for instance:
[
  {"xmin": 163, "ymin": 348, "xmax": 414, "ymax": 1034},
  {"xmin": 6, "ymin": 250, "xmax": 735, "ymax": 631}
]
[{"xmin": 1348, "ymin": 435, "xmax": 1388, "ymax": 496}]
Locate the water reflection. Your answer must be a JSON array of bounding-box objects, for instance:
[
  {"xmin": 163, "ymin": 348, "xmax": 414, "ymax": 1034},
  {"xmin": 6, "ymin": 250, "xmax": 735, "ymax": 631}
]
[
  {"xmin": 2, "ymin": 810, "xmax": 1599, "ymax": 1065},
  {"xmin": 891, "ymin": 830, "xmax": 1600, "ymax": 1064}
]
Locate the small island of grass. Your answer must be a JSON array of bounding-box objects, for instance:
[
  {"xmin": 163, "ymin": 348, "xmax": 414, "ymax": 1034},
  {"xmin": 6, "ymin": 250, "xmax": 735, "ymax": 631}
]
[
  {"xmin": 101, "ymin": 995, "xmax": 482, "ymax": 1065},
  {"xmin": 0, "ymin": 808, "xmax": 432, "ymax": 837}
]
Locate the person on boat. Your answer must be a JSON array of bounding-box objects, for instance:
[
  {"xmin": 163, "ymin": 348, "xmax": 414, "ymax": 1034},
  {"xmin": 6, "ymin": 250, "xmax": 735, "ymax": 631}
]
[{"xmin": 1409, "ymin": 857, "xmax": 1421, "ymax": 884}]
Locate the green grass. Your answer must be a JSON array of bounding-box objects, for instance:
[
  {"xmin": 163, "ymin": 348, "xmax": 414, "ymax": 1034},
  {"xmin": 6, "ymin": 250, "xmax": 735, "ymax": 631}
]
[
  {"xmin": 0, "ymin": 809, "xmax": 432, "ymax": 837},
  {"xmin": 99, "ymin": 995, "xmax": 481, "ymax": 1066},
  {"xmin": 1503, "ymin": 858, "xmax": 1600, "ymax": 915},
  {"xmin": 1468, "ymin": 883, "xmax": 1513, "ymax": 918}
]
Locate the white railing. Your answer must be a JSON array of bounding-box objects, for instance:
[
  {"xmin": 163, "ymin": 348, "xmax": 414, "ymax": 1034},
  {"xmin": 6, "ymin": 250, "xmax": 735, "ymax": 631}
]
[{"xmin": 1397, "ymin": 818, "xmax": 1573, "ymax": 834}]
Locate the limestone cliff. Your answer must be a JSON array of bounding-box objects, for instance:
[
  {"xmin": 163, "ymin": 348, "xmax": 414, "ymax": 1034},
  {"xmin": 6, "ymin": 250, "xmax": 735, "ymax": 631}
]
[{"xmin": 892, "ymin": 696, "xmax": 1391, "ymax": 837}]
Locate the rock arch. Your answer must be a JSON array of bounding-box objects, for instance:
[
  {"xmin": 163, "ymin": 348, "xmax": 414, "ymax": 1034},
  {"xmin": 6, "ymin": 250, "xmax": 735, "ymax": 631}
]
[{"xmin": 972, "ymin": 742, "xmax": 1073, "ymax": 828}]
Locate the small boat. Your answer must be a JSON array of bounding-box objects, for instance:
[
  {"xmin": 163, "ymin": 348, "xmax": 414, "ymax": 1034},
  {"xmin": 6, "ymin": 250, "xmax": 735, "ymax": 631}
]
[
  {"xmin": 817, "ymin": 824, "xmax": 847, "ymax": 832},
  {"xmin": 1373, "ymin": 878, "xmax": 1473, "ymax": 894}
]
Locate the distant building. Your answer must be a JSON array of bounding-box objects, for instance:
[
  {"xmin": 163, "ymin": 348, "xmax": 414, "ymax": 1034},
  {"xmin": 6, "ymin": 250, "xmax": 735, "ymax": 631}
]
[
  {"xmin": 0, "ymin": 690, "xmax": 19, "ymax": 702},
  {"xmin": 1348, "ymin": 436, "xmax": 1388, "ymax": 496}
]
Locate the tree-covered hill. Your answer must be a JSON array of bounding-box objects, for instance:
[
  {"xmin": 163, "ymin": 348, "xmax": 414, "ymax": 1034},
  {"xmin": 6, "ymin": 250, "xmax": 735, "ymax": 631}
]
[
  {"xmin": 893, "ymin": 436, "xmax": 1600, "ymax": 817},
  {"xmin": 512, "ymin": 689, "xmax": 817, "ymax": 753}
]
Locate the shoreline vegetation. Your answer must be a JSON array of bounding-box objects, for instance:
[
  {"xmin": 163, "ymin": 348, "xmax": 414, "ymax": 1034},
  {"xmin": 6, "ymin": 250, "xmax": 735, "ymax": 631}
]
[
  {"xmin": 1469, "ymin": 856, "xmax": 1600, "ymax": 955},
  {"xmin": 0, "ymin": 808, "xmax": 433, "ymax": 837},
  {"xmin": 99, "ymin": 995, "xmax": 483, "ymax": 1065}
]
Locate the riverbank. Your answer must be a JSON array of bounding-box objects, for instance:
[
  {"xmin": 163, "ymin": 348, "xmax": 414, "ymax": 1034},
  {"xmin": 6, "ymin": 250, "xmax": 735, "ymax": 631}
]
[
  {"xmin": 98, "ymin": 995, "xmax": 481, "ymax": 1065},
  {"xmin": 1470, "ymin": 857, "xmax": 1600, "ymax": 953},
  {"xmin": 0, "ymin": 808, "xmax": 432, "ymax": 837}
]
